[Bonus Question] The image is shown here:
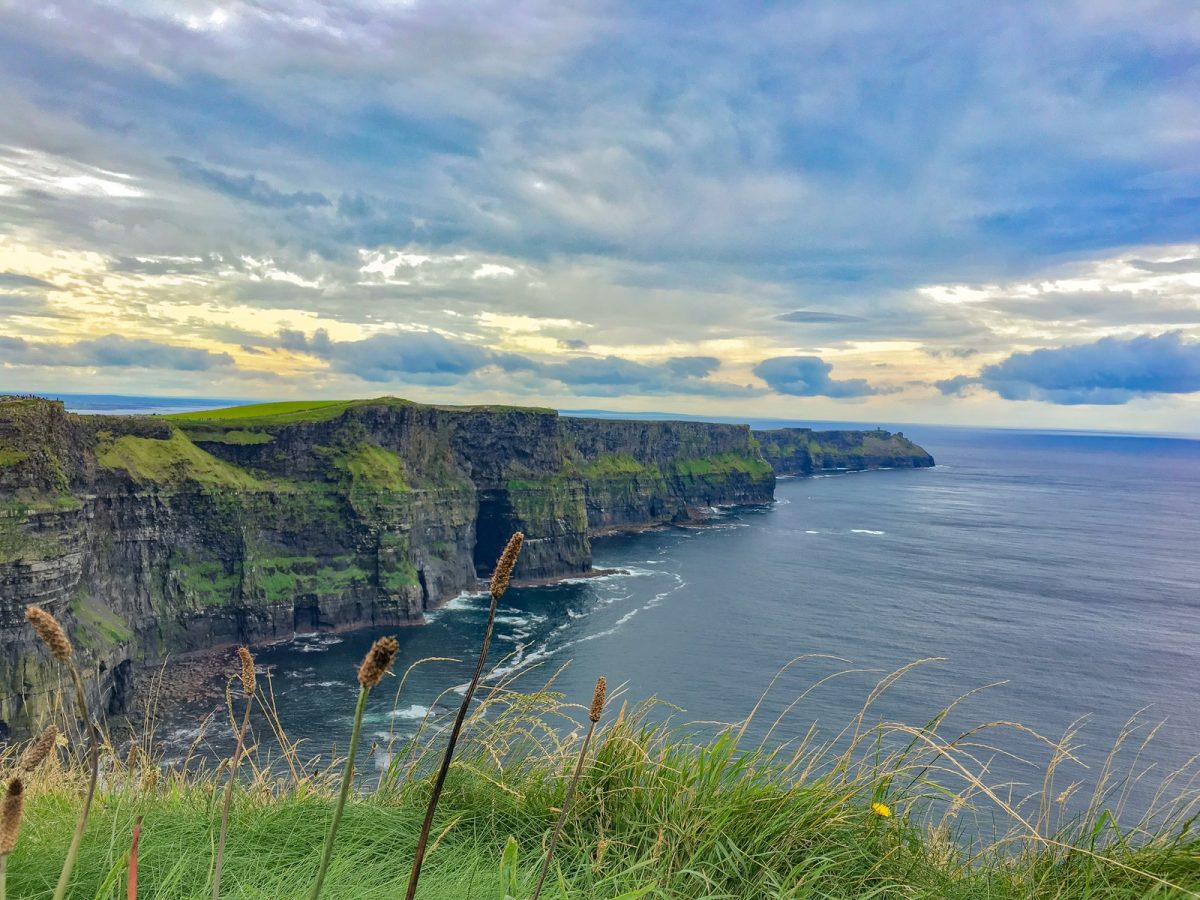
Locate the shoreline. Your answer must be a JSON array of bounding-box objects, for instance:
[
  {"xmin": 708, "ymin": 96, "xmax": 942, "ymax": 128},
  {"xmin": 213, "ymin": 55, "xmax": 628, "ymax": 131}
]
[
  {"xmin": 126, "ymin": 563, "xmax": 633, "ymax": 725},
  {"xmin": 125, "ymin": 510, "xmax": 762, "ymax": 729}
]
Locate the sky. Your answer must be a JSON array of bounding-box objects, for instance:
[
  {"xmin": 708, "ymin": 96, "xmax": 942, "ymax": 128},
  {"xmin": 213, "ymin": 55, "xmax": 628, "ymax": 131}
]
[{"xmin": 1, "ymin": 1, "xmax": 1199, "ymax": 430}]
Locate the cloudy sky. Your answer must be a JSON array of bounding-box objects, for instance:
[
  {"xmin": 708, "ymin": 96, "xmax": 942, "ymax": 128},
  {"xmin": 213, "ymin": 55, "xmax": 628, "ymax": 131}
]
[{"xmin": 1, "ymin": 1, "xmax": 1199, "ymax": 429}]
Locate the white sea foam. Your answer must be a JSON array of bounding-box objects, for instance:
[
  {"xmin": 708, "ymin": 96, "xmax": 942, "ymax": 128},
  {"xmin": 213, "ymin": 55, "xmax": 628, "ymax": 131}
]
[
  {"xmin": 389, "ymin": 704, "xmax": 429, "ymax": 720},
  {"xmin": 805, "ymin": 530, "xmax": 821, "ymax": 534},
  {"xmin": 850, "ymin": 529, "xmax": 885, "ymax": 535}
]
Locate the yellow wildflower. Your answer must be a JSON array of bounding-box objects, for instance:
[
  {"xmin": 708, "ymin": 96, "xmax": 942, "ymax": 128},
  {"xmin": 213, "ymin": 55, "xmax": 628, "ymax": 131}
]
[{"xmin": 872, "ymin": 801, "xmax": 892, "ymax": 818}]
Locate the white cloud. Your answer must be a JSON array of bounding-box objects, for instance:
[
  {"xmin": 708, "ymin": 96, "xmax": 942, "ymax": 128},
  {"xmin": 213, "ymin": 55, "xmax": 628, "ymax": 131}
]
[{"xmin": 0, "ymin": 146, "xmax": 145, "ymax": 199}]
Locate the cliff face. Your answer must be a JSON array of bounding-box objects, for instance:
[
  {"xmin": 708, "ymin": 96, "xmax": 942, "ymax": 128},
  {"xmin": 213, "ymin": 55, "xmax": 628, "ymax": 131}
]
[
  {"xmin": 0, "ymin": 396, "xmax": 773, "ymax": 734},
  {"xmin": 754, "ymin": 427, "xmax": 935, "ymax": 476}
]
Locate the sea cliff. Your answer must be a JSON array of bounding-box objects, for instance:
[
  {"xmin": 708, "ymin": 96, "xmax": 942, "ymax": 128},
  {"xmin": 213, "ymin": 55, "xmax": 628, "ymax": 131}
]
[
  {"xmin": 753, "ymin": 427, "xmax": 935, "ymax": 475},
  {"xmin": 0, "ymin": 396, "xmax": 933, "ymax": 734},
  {"xmin": 0, "ymin": 396, "xmax": 775, "ymax": 733}
]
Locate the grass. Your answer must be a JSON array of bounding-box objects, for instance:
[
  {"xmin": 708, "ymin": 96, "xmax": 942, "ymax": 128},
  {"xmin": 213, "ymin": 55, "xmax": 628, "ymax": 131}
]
[
  {"xmin": 97, "ymin": 432, "xmax": 266, "ymax": 490},
  {"xmin": 673, "ymin": 451, "xmax": 774, "ymax": 480},
  {"xmin": 169, "ymin": 401, "xmax": 357, "ymax": 425},
  {"xmin": 183, "ymin": 431, "xmax": 275, "ymax": 446},
  {"xmin": 322, "ymin": 442, "xmax": 408, "ymax": 492},
  {"xmin": 68, "ymin": 595, "xmax": 134, "ymax": 650},
  {"xmin": 4, "ymin": 654, "xmax": 1200, "ymax": 899}
]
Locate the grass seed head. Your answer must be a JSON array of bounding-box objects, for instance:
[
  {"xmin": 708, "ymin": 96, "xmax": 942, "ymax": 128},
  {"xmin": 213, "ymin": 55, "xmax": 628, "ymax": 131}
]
[
  {"xmin": 19, "ymin": 725, "xmax": 59, "ymax": 772},
  {"xmin": 589, "ymin": 676, "xmax": 607, "ymax": 723},
  {"xmin": 1, "ymin": 778, "xmax": 23, "ymax": 855},
  {"xmin": 25, "ymin": 605, "xmax": 72, "ymax": 662},
  {"xmin": 238, "ymin": 646, "xmax": 256, "ymax": 696},
  {"xmin": 489, "ymin": 532, "xmax": 524, "ymax": 600},
  {"xmin": 357, "ymin": 636, "xmax": 399, "ymax": 688}
]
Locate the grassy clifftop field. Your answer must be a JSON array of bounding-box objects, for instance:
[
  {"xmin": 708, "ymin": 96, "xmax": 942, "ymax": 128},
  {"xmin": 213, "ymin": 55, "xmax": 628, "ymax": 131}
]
[{"xmin": 4, "ymin": 663, "xmax": 1199, "ymax": 899}]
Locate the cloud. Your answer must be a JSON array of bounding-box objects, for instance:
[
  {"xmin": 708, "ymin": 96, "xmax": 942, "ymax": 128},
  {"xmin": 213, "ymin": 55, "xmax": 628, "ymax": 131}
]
[
  {"xmin": 0, "ymin": 293, "xmax": 51, "ymax": 315},
  {"xmin": 937, "ymin": 332, "xmax": 1200, "ymax": 405},
  {"xmin": 1, "ymin": 2, "xmax": 1199, "ymax": 427},
  {"xmin": 277, "ymin": 328, "xmax": 757, "ymax": 396},
  {"xmin": 539, "ymin": 354, "xmax": 754, "ymax": 397},
  {"xmin": 663, "ymin": 356, "xmax": 721, "ymax": 378},
  {"xmin": 776, "ymin": 310, "xmax": 868, "ymax": 324},
  {"xmin": 0, "ymin": 272, "xmax": 54, "ymax": 289},
  {"xmin": 168, "ymin": 157, "xmax": 331, "ymax": 209},
  {"xmin": 753, "ymin": 356, "xmax": 882, "ymax": 398},
  {"xmin": 0, "ymin": 335, "xmax": 235, "ymax": 370}
]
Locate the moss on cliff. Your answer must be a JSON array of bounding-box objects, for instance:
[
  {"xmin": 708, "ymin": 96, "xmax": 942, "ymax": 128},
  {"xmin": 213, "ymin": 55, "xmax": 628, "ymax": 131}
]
[
  {"xmin": 570, "ymin": 452, "xmax": 660, "ymax": 480},
  {"xmin": 0, "ymin": 446, "xmax": 29, "ymax": 467},
  {"xmin": 69, "ymin": 593, "xmax": 134, "ymax": 649},
  {"xmin": 246, "ymin": 554, "xmax": 372, "ymax": 603},
  {"xmin": 673, "ymin": 452, "xmax": 774, "ymax": 479},
  {"xmin": 0, "ymin": 503, "xmax": 66, "ymax": 563}
]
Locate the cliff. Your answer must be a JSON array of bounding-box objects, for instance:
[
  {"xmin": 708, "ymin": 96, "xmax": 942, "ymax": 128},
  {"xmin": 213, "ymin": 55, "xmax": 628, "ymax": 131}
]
[
  {"xmin": 0, "ymin": 396, "xmax": 773, "ymax": 734},
  {"xmin": 753, "ymin": 427, "xmax": 935, "ymax": 476}
]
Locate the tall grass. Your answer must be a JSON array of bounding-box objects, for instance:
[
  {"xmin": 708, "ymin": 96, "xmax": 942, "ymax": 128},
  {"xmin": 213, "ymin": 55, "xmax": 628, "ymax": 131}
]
[
  {"xmin": 4, "ymin": 657, "xmax": 1200, "ymax": 898},
  {"xmin": 4, "ymin": 604, "xmax": 1200, "ymax": 896}
]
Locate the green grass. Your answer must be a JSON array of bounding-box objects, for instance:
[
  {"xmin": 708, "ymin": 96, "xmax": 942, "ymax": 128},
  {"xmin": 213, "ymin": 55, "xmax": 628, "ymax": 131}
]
[
  {"xmin": 97, "ymin": 431, "xmax": 266, "ymax": 489},
  {"xmin": 673, "ymin": 451, "xmax": 774, "ymax": 480},
  {"xmin": 570, "ymin": 453, "xmax": 660, "ymax": 480},
  {"xmin": 325, "ymin": 442, "xmax": 408, "ymax": 492},
  {"xmin": 6, "ymin": 666, "xmax": 1200, "ymax": 899},
  {"xmin": 169, "ymin": 400, "xmax": 356, "ymax": 424},
  {"xmin": 68, "ymin": 593, "xmax": 134, "ymax": 649},
  {"xmin": 184, "ymin": 430, "xmax": 275, "ymax": 445},
  {"xmin": 0, "ymin": 446, "xmax": 29, "ymax": 467}
]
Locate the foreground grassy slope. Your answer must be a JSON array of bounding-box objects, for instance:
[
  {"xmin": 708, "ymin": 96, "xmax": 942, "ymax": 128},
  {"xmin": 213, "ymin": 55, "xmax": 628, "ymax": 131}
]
[{"xmin": 5, "ymin": 671, "xmax": 1199, "ymax": 900}]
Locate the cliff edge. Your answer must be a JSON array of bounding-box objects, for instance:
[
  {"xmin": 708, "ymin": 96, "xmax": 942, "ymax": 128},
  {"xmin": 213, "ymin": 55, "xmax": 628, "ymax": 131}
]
[
  {"xmin": 753, "ymin": 427, "xmax": 935, "ymax": 476},
  {"xmin": 0, "ymin": 396, "xmax": 773, "ymax": 733}
]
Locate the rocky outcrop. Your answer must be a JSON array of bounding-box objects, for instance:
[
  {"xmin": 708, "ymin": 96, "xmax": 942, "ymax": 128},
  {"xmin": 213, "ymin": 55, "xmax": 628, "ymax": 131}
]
[
  {"xmin": 0, "ymin": 396, "xmax": 773, "ymax": 734},
  {"xmin": 753, "ymin": 427, "xmax": 935, "ymax": 475}
]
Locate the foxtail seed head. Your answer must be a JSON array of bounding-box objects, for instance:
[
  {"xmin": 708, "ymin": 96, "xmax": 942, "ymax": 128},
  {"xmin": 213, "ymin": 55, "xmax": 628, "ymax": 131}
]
[
  {"xmin": 489, "ymin": 532, "xmax": 524, "ymax": 600},
  {"xmin": 357, "ymin": 636, "xmax": 399, "ymax": 689},
  {"xmin": 1, "ymin": 778, "xmax": 23, "ymax": 855},
  {"xmin": 589, "ymin": 676, "xmax": 607, "ymax": 723},
  {"xmin": 19, "ymin": 725, "xmax": 58, "ymax": 772},
  {"xmin": 25, "ymin": 605, "xmax": 72, "ymax": 662},
  {"xmin": 237, "ymin": 646, "xmax": 256, "ymax": 697}
]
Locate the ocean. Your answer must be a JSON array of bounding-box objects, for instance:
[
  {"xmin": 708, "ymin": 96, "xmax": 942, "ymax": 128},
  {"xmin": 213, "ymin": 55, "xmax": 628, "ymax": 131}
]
[{"xmin": 89, "ymin": 409, "xmax": 1196, "ymax": 823}]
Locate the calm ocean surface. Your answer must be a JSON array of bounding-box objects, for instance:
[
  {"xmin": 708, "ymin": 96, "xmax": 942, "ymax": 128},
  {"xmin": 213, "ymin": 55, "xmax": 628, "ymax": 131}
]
[{"xmin": 138, "ymin": 420, "xmax": 1200, "ymax": 820}]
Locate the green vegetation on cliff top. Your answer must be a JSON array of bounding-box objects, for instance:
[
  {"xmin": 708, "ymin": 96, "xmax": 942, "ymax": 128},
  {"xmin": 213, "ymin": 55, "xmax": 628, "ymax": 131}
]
[
  {"xmin": 169, "ymin": 396, "xmax": 556, "ymax": 429},
  {"xmin": 169, "ymin": 399, "xmax": 358, "ymax": 424}
]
